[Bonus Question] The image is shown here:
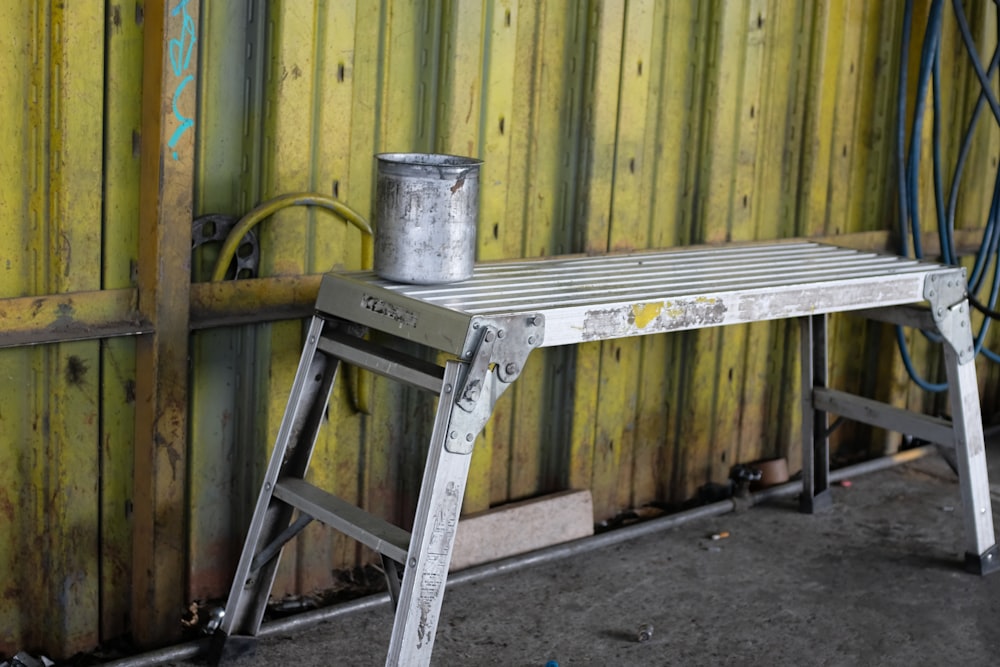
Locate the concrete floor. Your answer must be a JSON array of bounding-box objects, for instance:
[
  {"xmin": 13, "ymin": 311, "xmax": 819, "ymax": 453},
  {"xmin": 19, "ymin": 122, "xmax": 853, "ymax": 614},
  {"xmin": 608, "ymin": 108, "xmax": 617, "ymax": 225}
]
[{"xmin": 168, "ymin": 444, "xmax": 1000, "ymax": 666}]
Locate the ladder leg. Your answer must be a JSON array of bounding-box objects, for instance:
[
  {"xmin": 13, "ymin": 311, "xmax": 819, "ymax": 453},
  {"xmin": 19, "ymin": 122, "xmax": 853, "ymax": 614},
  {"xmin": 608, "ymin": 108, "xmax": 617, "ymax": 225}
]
[
  {"xmin": 386, "ymin": 361, "xmax": 473, "ymax": 666},
  {"xmin": 211, "ymin": 317, "xmax": 341, "ymax": 661},
  {"xmin": 800, "ymin": 314, "xmax": 832, "ymax": 513},
  {"xmin": 941, "ymin": 319, "xmax": 1000, "ymax": 574}
]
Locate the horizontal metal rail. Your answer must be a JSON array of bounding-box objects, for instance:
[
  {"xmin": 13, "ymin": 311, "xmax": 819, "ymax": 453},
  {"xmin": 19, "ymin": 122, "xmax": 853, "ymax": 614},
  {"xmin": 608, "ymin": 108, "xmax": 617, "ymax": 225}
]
[
  {"xmin": 813, "ymin": 387, "xmax": 955, "ymax": 447},
  {"xmin": 316, "ymin": 328, "xmax": 445, "ymax": 393}
]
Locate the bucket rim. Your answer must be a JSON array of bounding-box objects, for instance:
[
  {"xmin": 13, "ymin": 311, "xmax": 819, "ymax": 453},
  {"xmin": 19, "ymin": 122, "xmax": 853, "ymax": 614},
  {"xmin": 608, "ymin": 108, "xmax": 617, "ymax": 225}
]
[{"xmin": 375, "ymin": 152, "xmax": 483, "ymax": 168}]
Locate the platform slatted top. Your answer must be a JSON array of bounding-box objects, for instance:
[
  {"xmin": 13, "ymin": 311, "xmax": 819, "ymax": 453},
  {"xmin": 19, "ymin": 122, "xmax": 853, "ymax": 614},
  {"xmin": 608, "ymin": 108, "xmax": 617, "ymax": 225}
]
[{"xmin": 316, "ymin": 242, "xmax": 958, "ymax": 351}]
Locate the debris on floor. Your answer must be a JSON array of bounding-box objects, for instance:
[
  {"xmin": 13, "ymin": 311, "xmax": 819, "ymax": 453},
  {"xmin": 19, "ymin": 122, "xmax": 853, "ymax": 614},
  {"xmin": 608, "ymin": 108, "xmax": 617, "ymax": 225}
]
[
  {"xmin": 1, "ymin": 651, "xmax": 55, "ymax": 667},
  {"xmin": 596, "ymin": 503, "xmax": 668, "ymax": 530}
]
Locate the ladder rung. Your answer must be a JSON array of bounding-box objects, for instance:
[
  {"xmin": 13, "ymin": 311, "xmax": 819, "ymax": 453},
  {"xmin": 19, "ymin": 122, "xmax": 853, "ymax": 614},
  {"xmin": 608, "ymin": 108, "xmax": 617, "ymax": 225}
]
[
  {"xmin": 273, "ymin": 478, "xmax": 410, "ymax": 564},
  {"xmin": 813, "ymin": 387, "xmax": 955, "ymax": 447},
  {"xmin": 317, "ymin": 327, "xmax": 445, "ymax": 393}
]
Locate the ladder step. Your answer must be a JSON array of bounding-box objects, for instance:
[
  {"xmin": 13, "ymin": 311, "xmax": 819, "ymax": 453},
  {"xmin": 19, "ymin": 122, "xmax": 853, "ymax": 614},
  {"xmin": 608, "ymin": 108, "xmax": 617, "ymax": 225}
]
[
  {"xmin": 813, "ymin": 387, "xmax": 955, "ymax": 447},
  {"xmin": 273, "ymin": 478, "xmax": 410, "ymax": 564},
  {"xmin": 317, "ymin": 327, "xmax": 445, "ymax": 393}
]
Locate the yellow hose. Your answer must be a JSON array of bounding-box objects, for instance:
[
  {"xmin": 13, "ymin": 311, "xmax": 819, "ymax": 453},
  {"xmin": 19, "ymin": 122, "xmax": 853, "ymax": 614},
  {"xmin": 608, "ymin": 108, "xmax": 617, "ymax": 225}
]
[
  {"xmin": 210, "ymin": 191, "xmax": 375, "ymax": 413},
  {"xmin": 210, "ymin": 192, "xmax": 373, "ymax": 282}
]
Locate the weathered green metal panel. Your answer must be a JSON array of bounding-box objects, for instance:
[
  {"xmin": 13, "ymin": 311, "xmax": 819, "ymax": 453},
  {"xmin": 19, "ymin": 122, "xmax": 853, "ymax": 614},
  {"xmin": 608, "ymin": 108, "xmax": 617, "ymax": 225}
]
[
  {"xmin": 0, "ymin": 0, "xmax": 106, "ymax": 657},
  {"xmin": 187, "ymin": 0, "xmax": 268, "ymax": 603},
  {"xmin": 100, "ymin": 0, "xmax": 143, "ymax": 643},
  {"xmin": 5, "ymin": 0, "xmax": 1000, "ymax": 658}
]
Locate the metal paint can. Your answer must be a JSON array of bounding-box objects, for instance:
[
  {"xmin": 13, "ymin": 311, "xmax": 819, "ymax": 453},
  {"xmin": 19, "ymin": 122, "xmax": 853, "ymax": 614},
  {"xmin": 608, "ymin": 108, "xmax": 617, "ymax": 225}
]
[{"xmin": 374, "ymin": 152, "xmax": 483, "ymax": 284}]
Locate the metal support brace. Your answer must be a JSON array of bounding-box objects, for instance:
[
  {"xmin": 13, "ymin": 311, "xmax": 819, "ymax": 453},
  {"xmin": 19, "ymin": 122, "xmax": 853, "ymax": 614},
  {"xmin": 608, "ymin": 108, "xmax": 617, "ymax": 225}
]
[
  {"xmin": 448, "ymin": 314, "xmax": 544, "ymax": 453},
  {"xmin": 800, "ymin": 314, "xmax": 832, "ymax": 514},
  {"xmin": 249, "ymin": 513, "xmax": 313, "ymax": 575},
  {"xmin": 381, "ymin": 554, "xmax": 403, "ymax": 608},
  {"xmin": 925, "ymin": 270, "xmax": 975, "ymax": 365}
]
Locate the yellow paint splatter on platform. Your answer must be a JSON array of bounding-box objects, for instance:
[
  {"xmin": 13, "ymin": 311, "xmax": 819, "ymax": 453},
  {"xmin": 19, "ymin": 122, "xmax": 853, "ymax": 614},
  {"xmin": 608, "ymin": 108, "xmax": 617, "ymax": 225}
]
[{"xmin": 631, "ymin": 302, "xmax": 663, "ymax": 328}]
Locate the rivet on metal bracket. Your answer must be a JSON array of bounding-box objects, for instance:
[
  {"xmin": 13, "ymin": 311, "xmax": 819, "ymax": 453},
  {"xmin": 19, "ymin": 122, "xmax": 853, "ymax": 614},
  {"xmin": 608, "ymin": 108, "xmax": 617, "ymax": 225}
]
[
  {"xmin": 445, "ymin": 314, "xmax": 546, "ymax": 454},
  {"xmin": 924, "ymin": 269, "xmax": 974, "ymax": 365}
]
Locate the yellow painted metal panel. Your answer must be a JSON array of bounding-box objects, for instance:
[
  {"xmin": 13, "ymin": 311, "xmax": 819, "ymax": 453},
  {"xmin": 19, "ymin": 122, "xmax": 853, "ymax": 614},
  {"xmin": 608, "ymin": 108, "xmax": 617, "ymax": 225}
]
[
  {"xmin": 507, "ymin": 0, "xmax": 586, "ymax": 506},
  {"xmin": 188, "ymin": 0, "xmax": 258, "ymax": 603},
  {"xmin": 349, "ymin": 1, "xmax": 393, "ymax": 537},
  {"xmin": 0, "ymin": 2, "xmax": 30, "ymax": 300},
  {"xmin": 98, "ymin": 337, "xmax": 136, "ymax": 641},
  {"xmin": 465, "ymin": 0, "xmax": 518, "ymax": 513},
  {"xmin": 591, "ymin": 0, "xmax": 656, "ymax": 516},
  {"xmin": 0, "ymin": 0, "xmax": 108, "ymax": 658},
  {"xmin": 824, "ymin": 2, "xmax": 877, "ymax": 454},
  {"xmin": 304, "ymin": 0, "xmax": 368, "ymax": 578},
  {"xmin": 0, "ymin": 0, "xmax": 974, "ymax": 658},
  {"xmin": 6, "ymin": 2, "xmax": 1000, "ymax": 656},
  {"xmin": 483, "ymin": 0, "xmax": 530, "ymax": 505},
  {"xmin": 737, "ymin": 0, "xmax": 798, "ymax": 470},
  {"xmin": 645, "ymin": 2, "xmax": 710, "ymax": 501},
  {"xmin": 568, "ymin": 1, "xmax": 625, "ymax": 516},
  {"xmin": 0, "ymin": 1, "xmax": 36, "ymax": 656},
  {"xmin": 630, "ymin": 0, "xmax": 678, "ymax": 506},
  {"xmin": 476, "ymin": 0, "xmax": 517, "ymax": 262},
  {"xmin": 0, "ymin": 346, "xmax": 29, "ymax": 657},
  {"xmin": 438, "ymin": 0, "xmax": 484, "ymax": 157},
  {"xmin": 100, "ymin": 6, "xmax": 142, "ymax": 630},
  {"xmin": 675, "ymin": 2, "xmax": 754, "ymax": 501},
  {"xmin": 260, "ymin": 0, "xmax": 327, "ymax": 597},
  {"xmin": 751, "ymin": 2, "xmax": 815, "ymax": 473},
  {"xmin": 483, "ymin": 0, "xmax": 536, "ymax": 507},
  {"xmin": 435, "ymin": 0, "xmax": 492, "ymax": 513}
]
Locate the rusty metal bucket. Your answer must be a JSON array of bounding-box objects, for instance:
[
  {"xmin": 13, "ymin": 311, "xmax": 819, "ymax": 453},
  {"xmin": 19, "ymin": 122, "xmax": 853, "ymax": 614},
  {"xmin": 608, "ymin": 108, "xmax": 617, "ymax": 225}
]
[{"xmin": 374, "ymin": 152, "xmax": 483, "ymax": 284}]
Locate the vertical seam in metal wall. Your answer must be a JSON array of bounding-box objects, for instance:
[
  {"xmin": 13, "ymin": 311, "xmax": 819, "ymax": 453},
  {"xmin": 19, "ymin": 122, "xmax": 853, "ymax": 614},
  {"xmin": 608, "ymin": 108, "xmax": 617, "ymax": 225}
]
[
  {"xmin": 97, "ymin": 0, "xmax": 112, "ymax": 640},
  {"xmin": 373, "ymin": 0, "xmax": 387, "ymax": 154},
  {"xmin": 308, "ymin": 1, "xmax": 324, "ymax": 273},
  {"xmin": 727, "ymin": 2, "xmax": 751, "ymax": 243},
  {"xmin": 792, "ymin": 4, "xmax": 821, "ymax": 237},
  {"xmin": 670, "ymin": 2, "xmax": 712, "ymax": 495},
  {"xmin": 426, "ymin": 0, "xmax": 442, "ymax": 150},
  {"xmin": 605, "ymin": 0, "xmax": 628, "ymax": 252},
  {"xmin": 33, "ymin": 2, "xmax": 51, "ymax": 295},
  {"xmin": 476, "ymin": 0, "xmax": 495, "ymax": 160},
  {"xmin": 34, "ymin": 3, "xmax": 51, "ymax": 645}
]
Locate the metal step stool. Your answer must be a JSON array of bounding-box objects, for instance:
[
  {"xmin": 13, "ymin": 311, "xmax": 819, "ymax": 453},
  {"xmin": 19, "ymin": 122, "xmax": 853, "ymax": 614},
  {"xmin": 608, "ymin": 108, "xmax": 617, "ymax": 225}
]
[{"xmin": 211, "ymin": 242, "xmax": 999, "ymax": 666}]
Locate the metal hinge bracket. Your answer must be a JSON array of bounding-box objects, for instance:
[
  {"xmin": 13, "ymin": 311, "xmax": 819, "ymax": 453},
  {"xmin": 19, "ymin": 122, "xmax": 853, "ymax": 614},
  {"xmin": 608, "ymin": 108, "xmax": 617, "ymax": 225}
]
[
  {"xmin": 445, "ymin": 314, "xmax": 545, "ymax": 454},
  {"xmin": 924, "ymin": 269, "xmax": 975, "ymax": 365}
]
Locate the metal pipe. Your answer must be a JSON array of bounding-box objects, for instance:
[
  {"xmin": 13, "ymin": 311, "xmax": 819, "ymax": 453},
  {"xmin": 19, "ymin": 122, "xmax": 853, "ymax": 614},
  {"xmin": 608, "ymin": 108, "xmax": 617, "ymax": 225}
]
[{"xmin": 102, "ymin": 444, "xmax": 936, "ymax": 667}]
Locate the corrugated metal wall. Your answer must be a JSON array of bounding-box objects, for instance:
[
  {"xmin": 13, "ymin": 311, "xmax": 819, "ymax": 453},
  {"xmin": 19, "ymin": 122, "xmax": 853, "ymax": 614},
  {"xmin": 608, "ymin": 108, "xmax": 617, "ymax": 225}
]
[{"xmin": 2, "ymin": 0, "xmax": 1000, "ymax": 658}]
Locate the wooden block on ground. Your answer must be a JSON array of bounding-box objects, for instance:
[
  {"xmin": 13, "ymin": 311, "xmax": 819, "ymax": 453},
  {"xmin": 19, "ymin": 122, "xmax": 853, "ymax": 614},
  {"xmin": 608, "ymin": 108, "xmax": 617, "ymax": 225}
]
[{"xmin": 450, "ymin": 490, "xmax": 594, "ymax": 571}]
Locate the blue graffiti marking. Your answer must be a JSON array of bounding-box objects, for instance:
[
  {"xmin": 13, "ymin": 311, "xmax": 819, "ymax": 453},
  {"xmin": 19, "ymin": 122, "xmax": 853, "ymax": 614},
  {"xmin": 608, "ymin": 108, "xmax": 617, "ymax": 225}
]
[
  {"xmin": 168, "ymin": 0, "xmax": 196, "ymax": 160},
  {"xmin": 168, "ymin": 74, "xmax": 195, "ymax": 160}
]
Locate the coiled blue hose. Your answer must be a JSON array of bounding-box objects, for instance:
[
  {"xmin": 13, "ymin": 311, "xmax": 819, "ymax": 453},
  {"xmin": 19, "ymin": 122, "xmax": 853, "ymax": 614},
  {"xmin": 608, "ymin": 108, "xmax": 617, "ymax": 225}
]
[{"xmin": 895, "ymin": 0, "xmax": 1000, "ymax": 389}]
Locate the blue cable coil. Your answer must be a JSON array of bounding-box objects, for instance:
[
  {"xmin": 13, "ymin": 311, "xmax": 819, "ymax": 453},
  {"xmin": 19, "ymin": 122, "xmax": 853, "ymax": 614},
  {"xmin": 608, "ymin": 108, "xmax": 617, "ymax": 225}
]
[{"xmin": 895, "ymin": 0, "xmax": 1000, "ymax": 391}]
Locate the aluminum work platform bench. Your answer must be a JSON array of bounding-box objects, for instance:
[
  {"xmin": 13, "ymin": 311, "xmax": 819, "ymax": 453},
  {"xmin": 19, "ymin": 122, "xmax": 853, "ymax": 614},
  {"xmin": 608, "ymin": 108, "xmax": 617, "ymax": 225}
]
[{"xmin": 213, "ymin": 241, "xmax": 999, "ymax": 666}]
